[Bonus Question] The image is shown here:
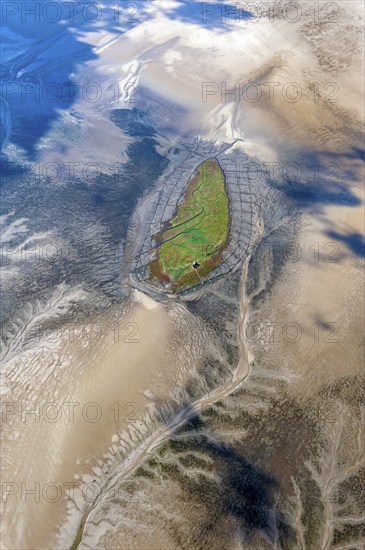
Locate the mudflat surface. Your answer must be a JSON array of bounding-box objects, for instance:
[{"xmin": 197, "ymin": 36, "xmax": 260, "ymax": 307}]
[{"xmin": 1, "ymin": 2, "xmax": 363, "ymax": 549}]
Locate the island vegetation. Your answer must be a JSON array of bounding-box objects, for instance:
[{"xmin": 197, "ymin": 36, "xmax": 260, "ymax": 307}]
[{"xmin": 148, "ymin": 158, "xmax": 230, "ymax": 291}]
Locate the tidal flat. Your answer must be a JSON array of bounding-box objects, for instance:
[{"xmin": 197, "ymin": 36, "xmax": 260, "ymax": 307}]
[{"xmin": 1, "ymin": 1, "xmax": 364, "ymax": 549}]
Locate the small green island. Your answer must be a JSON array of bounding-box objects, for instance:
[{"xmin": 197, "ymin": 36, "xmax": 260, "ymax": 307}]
[{"xmin": 148, "ymin": 158, "xmax": 230, "ymax": 291}]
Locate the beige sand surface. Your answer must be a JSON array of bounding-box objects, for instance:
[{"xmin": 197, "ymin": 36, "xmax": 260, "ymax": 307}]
[
  {"xmin": 1, "ymin": 300, "xmax": 172, "ymax": 549},
  {"xmin": 1, "ymin": 2, "xmax": 363, "ymax": 548},
  {"xmin": 250, "ymin": 181, "xmax": 364, "ymax": 397}
]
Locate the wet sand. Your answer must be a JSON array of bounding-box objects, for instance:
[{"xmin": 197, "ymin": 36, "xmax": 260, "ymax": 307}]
[
  {"xmin": 1, "ymin": 1, "xmax": 363, "ymax": 548},
  {"xmin": 2, "ymin": 283, "xmax": 232, "ymax": 549},
  {"xmin": 252, "ymin": 182, "xmax": 364, "ymax": 398},
  {"xmin": 1, "ymin": 299, "xmax": 172, "ymax": 549}
]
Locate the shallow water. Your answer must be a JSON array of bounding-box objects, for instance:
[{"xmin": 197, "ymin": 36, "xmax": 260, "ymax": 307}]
[{"xmin": 1, "ymin": 1, "xmax": 364, "ymax": 549}]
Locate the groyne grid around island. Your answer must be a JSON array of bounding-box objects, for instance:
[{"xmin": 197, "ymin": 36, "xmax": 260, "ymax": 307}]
[{"xmin": 129, "ymin": 140, "xmax": 255, "ymax": 300}]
